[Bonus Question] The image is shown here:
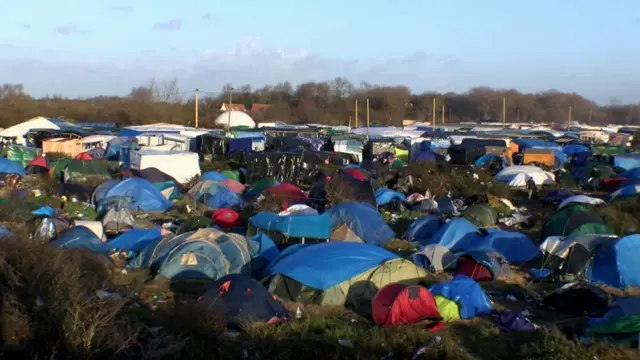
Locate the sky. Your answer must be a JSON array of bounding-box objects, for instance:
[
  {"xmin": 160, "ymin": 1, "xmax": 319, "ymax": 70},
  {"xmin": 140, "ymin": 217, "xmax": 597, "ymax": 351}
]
[{"xmin": 1, "ymin": 0, "xmax": 639, "ymax": 104}]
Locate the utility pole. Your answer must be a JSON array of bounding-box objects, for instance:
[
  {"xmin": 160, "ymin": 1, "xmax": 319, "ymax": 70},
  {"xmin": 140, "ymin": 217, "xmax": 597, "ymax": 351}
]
[
  {"xmin": 517, "ymin": 108, "xmax": 520, "ymax": 123},
  {"xmin": 502, "ymin": 96, "xmax": 506, "ymax": 128},
  {"xmin": 227, "ymin": 87, "xmax": 234, "ymax": 132},
  {"xmin": 194, "ymin": 88, "xmax": 199, "ymax": 128},
  {"xmin": 441, "ymin": 104, "xmax": 445, "ymax": 124},
  {"xmin": 567, "ymin": 105, "xmax": 572, "ymax": 130},
  {"xmin": 432, "ymin": 98, "xmax": 436, "ymax": 125},
  {"xmin": 366, "ymin": 97, "xmax": 370, "ymax": 139},
  {"xmin": 355, "ymin": 98, "xmax": 359, "ymax": 128}
]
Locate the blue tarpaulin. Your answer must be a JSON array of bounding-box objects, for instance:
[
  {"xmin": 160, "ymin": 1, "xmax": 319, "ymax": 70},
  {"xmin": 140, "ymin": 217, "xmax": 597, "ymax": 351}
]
[
  {"xmin": 375, "ymin": 188, "xmax": 406, "ymax": 205},
  {"xmin": 228, "ymin": 137, "xmax": 253, "ymax": 154},
  {"xmin": 32, "ymin": 205, "xmax": 56, "ymax": 217},
  {"xmin": 201, "ymin": 171, "xmax": 228, "ymax": 181},
  {"xmin": 429, "ymin": 275, "xmax": 493, "ymax": 319},
  {"xmin": 614, "ymin": 154, "xmax": 640, "ymax": 171},
  {"xmin": 263, "ymin": 242, "xmax": 398, "ymax": 290},
  {"xmin": 325, "ymin": 202, "xmax": 395, "ymax": 246},
  {"xmin": 0, "ymin": 158, "xmax": 25, "ymax": 176},
  {"xmin": 250, "ymin": 212, "xmax": 332, "ymax": 239}
]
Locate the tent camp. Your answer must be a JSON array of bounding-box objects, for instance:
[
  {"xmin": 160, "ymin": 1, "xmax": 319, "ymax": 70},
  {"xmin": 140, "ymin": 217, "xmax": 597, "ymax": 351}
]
[
  {"xmin": 0, "ymin": 117, "xmax": 85, "ymax": 146},
  {"xmin": 542, "ymin": 204, "xmax": 613, "ymax": 239}
]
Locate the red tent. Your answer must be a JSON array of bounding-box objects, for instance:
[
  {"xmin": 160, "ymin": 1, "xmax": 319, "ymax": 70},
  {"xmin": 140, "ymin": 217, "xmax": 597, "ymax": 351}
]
[
  {"xmin": 345, "ymin": 168, "xmax": 367, "ymax": 181},
  {"xmin": 75, "ymin": 152, "xmax": 93, "ymax": 160},
  {"xmin": 372, "ymin": 283, "xmax": 441, "ymax": 328},
  {"xmin": 603, "ymin": 177, "xmax": 627, "ymax": 193},
  {"xmin": 27, "ymin": 156, "xmax": 49, "ymax": 170},
  {"xmin": 456, "ymin": 255, "xmax": 493, "ymax": 282},
  {"xmin": 211, "ymin": 208, "xmax": 241, "ymax": 229},
  {"xmin": 265, "ymin": 183, "xmax": 307, "ymax": 208}
]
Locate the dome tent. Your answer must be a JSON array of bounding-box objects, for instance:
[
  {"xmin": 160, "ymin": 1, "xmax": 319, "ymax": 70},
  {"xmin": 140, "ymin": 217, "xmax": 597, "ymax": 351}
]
[{"xmin": 214, "ymin": 111, "xmax": 256, "ymax": 128}]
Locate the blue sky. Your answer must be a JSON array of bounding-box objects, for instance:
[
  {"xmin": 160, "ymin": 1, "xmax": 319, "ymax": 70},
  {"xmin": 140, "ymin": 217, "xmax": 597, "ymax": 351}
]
[{"xmin": 0, "ymin": 0, "xmax": 639, "ymax": 103}]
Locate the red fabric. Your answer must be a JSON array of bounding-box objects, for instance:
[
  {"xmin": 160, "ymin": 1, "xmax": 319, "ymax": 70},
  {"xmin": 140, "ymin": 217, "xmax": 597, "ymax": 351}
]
[
  {"xmin": 219, "ymin": 178, "xmax": 246, "ymax": 194},
  {"xmin": 456, "ymin": 256, "xmax": 493, "ymax": 281},
  {"xmin": 75, "ymin": 152, "xmax": 93, "ymax": 160},
  {"xmin": 372, "ymin": 283, "xmax": 441, "ymax": 327},
  {"xmin": 266, "ymin": 183, "xmax": 307, "ymax": 203},
  {"xmin": 345, "ymin": 168, "xmax": 366, "ymax": 181},
  {"xmin": 27, "ymin": 156, "xmax": 49, "ymax": 169},
  {"xmin": 211, "ymin": 208, "xmax": 240, "ymax": 229},
  {"xmin": 425, "ymin": 321, "xmax": 446, "ymax": 332},
  {"xmin": 603, "ymin": 177, "xmax": 628, "ymax": 193}
]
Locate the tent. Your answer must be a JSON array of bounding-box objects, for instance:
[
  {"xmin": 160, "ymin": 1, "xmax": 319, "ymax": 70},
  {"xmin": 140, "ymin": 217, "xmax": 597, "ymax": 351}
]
[
  {"xmin": 0, "ymin": 158, "xmax": 25, "ymax": 177},
  {"xmin": 142, "ymin": 228, "xmax": 251, "ymax": 281},
  {"xmin": 63, "ymin": 160, "xmax": 114, "ymax": 185},
  {"xmin": 451, "ymin": 229, "xmax": 539, "ymax": 263},
  {"xmin": 429, "ymin": 276, "xmax": 493, "ymax": 319},
  {"xmin": 4, "ymin": 144, "xmax": 40, "ymax": 168},
  {"xmin": 198, "ymin": 274, "xmax": 289, "ymax": 328},
  {"xmin": 402, "ymin": 216, "xmax": 443, "ymax": 242},
  {"xmin": 201, "ymin": 171, "xmax": 228, "ymax": 182},
  {"xmin": 558, "ymin": 195, "xmax": 605, "ymax": 210},
  {"xmin": 265, "ymin": 242, "xmax": 427, "ymax": 309},
  {"xmin": 542, "ymin": 204, "xmax": 613, "ymax": 239},
  {"xmin": 106, "ymin": 228, "xmax": 163, "ymax": 253},
  {"xmin": 245, "ymin": 177, "xmax": 280, "ymax": 197},
  {"xmin": 463, "ymin": 204, "xmax": 498, "ymax": 227},
  {"xmin": 188, "ymin": 180, "xmax": 243, "ymax": 210},
  {"xmin": 494, "ymin": 166, "xmax": 555, "ymax": 187},
  {"xmin": 219, "ymin": 178, "xmax": 246, "ymax": 194},
  {"xmin": 418, "ymin": 218, "xmax": 479, "ymax": 248},
  {"xmin": 455, "ymin": 251, "xmax": 510, "ymax": 281},
  {"xmin": 250, "ymin": 211, "xmax": 332, "ymax": 240},
  {"xmin": 410, "ymin": 244, "xmax": 456, "ymax": 272},
  {"xmin": 325, "ymin": 202, "xmax": 395, "ymax": 246},
  {"xmin": 92, "ymin": 179, "xmax": 120, "ymax": 205},
  {"xmin": 211, "ymin": 208, "xmax": 241, "ymax": 230},
  {"xmin": 586, "ymin": 234, "xmax": 640, "ymax": 289},
  {"xmin": 375, "ymin": 188, "xmax": 406, "ymax": 206},
  {"xmin": 101, "ymin": 178, "xmax": 172, "ymax": 212},
  {"xmin": 372, "ymin": 283, "xmax": 441, "ymax": 327},
  {"xmin": 25, "ymin": 156, "xmax": 49, "ymax": 175},
  {"xmin": 265, "ymin": 183, "xmax": 307, "ymax": 207},
  {"xmin": 247, "ymin": 233, "xmax": 280, "ymax": 276},
  {"xmin": 50, "ymin": 226, "xmax": 105, "ymax": 253},
  {"xmin": 435, "ymin": 295, "xmax": 461, "ymax": 322},
  {"xmin": 75, "ymin": 152, "xmax": 93, "ymax": 160},
  {"xmin": 607, "ymin": 184, "xmax": 640, "ymax": 202}
]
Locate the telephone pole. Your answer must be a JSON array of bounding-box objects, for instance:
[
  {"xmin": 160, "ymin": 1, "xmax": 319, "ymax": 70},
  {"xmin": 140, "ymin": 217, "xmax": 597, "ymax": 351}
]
[
  {"xmin": 567, "ymin": 105, "xmax": 572, "ymax": 130},
  {"xmin": 355, "ymin": 98, "xmax": 359, "ymax": 128},
  {"xmin": 366, "ymin": 97, "xmax": 370, "ymax": 138},
  {"xmin": 194, "ymin": 89, "xmax": 199, "ymax": 128},
  {"xmin": 441, "ymin": 104, "xmax": 445, "ymax": 124},
  {"xmin": 432, "ymin": 98, "xmax": 436, "ymax": 125},
  {"xmin": 502, "ymin": 96, "xmax": 506, "ymax": 128},
  {"xmin": 227, "ymin": 87, "xmax": 234, "ymax": 132}
]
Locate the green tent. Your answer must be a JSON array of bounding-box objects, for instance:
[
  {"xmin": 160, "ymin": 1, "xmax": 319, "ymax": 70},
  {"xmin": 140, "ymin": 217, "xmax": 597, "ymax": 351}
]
[
  {"xmin": 464, "ymin": 203, "xmax": 498, "ymax": 227},
  {"xmin": 221, "ymin": 170, "xmax": 240, "ymax": 182},
  {"xmin": 435, "ymin": 295, "xmax": 461, "ymax": 322},
  {"xmin": 4, "ymin": 145, "xmax": 40, "ymax": 167},
  {"xmin": 63, "ymin": 160, "xmax": 115, "ymax": 185},
  {"xmin": 247, "ymin": 177, "xmax": 279, "ymax": 194},
  {"xmin": 390, "ymin": 159, "xmax": 407, "ymax": 169},
  {"xmin": 586, "ymin": 315, "xmax": 640, "ymax": 346},
  {"xmin": 542, "ymin": 204, "xmax": 614, "ymax": 239}
]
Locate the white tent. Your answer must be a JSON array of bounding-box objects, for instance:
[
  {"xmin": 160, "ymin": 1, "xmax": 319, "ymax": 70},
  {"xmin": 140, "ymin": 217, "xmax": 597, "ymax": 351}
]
[
  {"xmin": 130, "ymin": 149, "xmax": 200, "ymax": 184},
  {"xmin": 214, "ymin": 111, "xmax": 256, "ymax": 128},
  {"xmin": 494, "ymin": 165, "xmax": 555, "ymax": 187},
  {"xmin": 0, "ymin": 117, "xmax": 82, "ymax": 146}
]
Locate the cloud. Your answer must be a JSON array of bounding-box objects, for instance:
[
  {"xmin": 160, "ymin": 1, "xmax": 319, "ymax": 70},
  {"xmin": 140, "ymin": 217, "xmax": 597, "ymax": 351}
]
[
  {"xmin": 54, "ymin": 24, "xmax": 87, "ymax": 35},
  {"xmin": 202, "ymin": 12, "xmax": 215, "ymax": 21},
  {"xmin": 0, "ymin": 37, "xmax": 637, "ymax": 104},
  {"xmin": 152, "ymin": 18, "xmax": 183, "ymax": 31},
  {"xmin": 111, "ymin": 5, "xmax": 133, "ymax": 12}
]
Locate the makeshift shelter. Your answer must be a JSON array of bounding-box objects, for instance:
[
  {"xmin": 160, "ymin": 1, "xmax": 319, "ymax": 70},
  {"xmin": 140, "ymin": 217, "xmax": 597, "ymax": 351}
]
[
  {"xmin": 586, "ymin": 297, "xmax": 640, "ymax": 345},
  {"xmin": 0, "ymin": 158, "xmax": 25, "ymax": 177},
  {"xmin": 188, "ymin": 180, "xmax": 243, "ymax": 210},
  {"xmin": 429, "ymin": 276, "xmax": 493, "ymax": 319},
  {"xmin": 539, "ymin": 234, "xmax": 618, "ymax": 275},
  {"xmin": 50, "ymin": 226, "xmax": 105, "ymax": 253},
  {"xmin": 265, "ymin": 242, "xmax": 427, "ymax": 310},
  {"xmin": 582, "ymin": 234, "xmax": 640, "ymax": 289},
  {"xmin": 435, "ymin": 296, "xmax": 461, "ymax": 322},
  {"xmin": 325, "ymin": 202, "xmax": 395, "ymax": 246},
  {"xmin": 542, "ymin": 204, "xmax": 613, "ymax": 239},
  {"xmin": 101, "ymin": 178, "xmax": 172, "ymax": 213},
  {"xmin": 131, "ymin": 149, "xmax": 200, "ymax": 184},
  {"xmin": 451, "ymin": 229, "xmax": 539, "ymax": 264},
  {"xmin": 198, "ymin": 274, "xmax": 289, "ymax": 328},
  {"xmin": 3, "ymin": 144, "xmax": 39, "ymax": 168},
  {"xmin": 63, "ymin": 160, "xmax": 114, "ymax": 185},
  {"xmin": 494, "ymin": 166, "xmax": 555, "ymax": 187},
  {"xmin": 249, "ymin": 211, "xmax": 332, "ymax": 242},
  {"xmin": 372, "ymin": 283, "xmax": 441, "ymax": 327},
  {"xmin": 455, "ymin": 250, "xmax": 510, "ymax": 281},
  {"xmin": 142, "ymin": 228, "xmax": 251, "ymax": 281},
  {"xmin": 245, "ymin": 177, "xmax": 280, "ymax": 197},
  {"xmin": 265, "ymin": 183, "xmax": 307, "ymax": 208},
  {"xmin": 410, "ymin": 244, "xmax": 456, "ymax": 272}
]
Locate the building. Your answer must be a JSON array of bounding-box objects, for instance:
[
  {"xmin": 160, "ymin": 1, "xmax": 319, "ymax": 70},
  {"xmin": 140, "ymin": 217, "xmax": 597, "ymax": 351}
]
[{"xmin": 220, "ymin": 103, "xmax": 247, "ymax": 112}]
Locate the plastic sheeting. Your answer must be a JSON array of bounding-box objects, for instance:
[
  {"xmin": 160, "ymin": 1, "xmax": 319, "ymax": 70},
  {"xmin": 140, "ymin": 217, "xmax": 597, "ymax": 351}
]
[
  {"xmin": 0, "ymin": 158, "xmax": 25, "ymax": 176},
  {"xmin": 263, "ymin": 242, "xmax": 399, "ymax": 290},
  {"xmin": 250, "ymin": 211, "xmax": 332, "ymax": 239}
]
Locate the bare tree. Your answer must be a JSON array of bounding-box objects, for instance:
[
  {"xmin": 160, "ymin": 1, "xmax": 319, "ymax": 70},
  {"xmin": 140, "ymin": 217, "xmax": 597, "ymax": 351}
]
[{"xmin": 0, "ymin": 83, "xmax": 27, "ymax": 99}]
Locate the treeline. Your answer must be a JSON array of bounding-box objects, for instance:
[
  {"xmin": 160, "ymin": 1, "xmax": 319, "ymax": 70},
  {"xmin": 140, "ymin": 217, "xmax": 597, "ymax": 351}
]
[{"xmin": 1, "ymin": 78, "xmax": 639, "ymax": 128}]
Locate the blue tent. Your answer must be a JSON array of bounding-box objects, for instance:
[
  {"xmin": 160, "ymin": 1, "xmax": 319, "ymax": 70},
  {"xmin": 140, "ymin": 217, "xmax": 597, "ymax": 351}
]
[
  {"xmin": 325, "ymin": 202, "xmax": 395, "ymax": 246},
  {"xmin": 189, "ymin": 180, "xmax": 243, "ymax": 209},
  {"xmin": 587, "ymin": 234, "xmax": 640, "ymax": 289},
  {"xmin": 247, "ymin": 233, "xmax": 280, "ymax": 276},
  {"xmin": 429, "ymin": 275, "xmax": 493, "ymax": 319},
  {"xmin": 201, "ymin": 171, "xmax": 228, "ymax": 182},
  {"xmin": 607, "ymin": 184, "xmax": 640, "ymax": 202},
  {"xmin": 0, "ymin": 158, "xmax": 25, "ymax": 176},
  {"xmin": 473, "ymin": 154, "xmax": 506, "ymax": 168},
  {"xmin": 402, "ymin": 215, "xmax": 443, "ymax": 242},
  {"xmin": 92, "ymin": 179, "xmax": 119, "ymax": 205},
  {"xmin": 375, "ymin": 188, "xmax": 405, "ymax": 205},
  {"xmin": 249, "ymin": 212, "xmax": 332, "ymax": 239},
  {"xmin": 419, "ymin": 218, "xmax": 478, "ymax": 248},
  {"xmin": 263, "ymin": 242, "xmax": 398, "ymax": 290},
  {"xmin": 106, "ymin": 228, "xmax": 163, "ymax": 253},
  {"xmin": 451, "ymin": 229, "xmax": 539, "ymax": 263},
  {"xmin": 563, "ymin": 144, "xmax": 590, "ymax": 156},
  {"xmin": 102, "ymin": 178, "xmax": 172, "ymax": 212},
  {"xmin": 50, "ymin": 226, "xmax": 105, "ymax": 253},
  {"xmin": 620, "ymin": 168, "xmax": 640, "ymax": 180},
  {"xmin": 144, "ymin": 228, "xmax": 251, "ymax": 281},
  {"xmin": 614, "ymin": 154, "xmax": 640, "ymax": 171}
]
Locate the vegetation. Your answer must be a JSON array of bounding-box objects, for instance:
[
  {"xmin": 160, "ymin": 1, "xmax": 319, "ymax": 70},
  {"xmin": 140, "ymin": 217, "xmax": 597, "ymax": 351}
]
[{"xmin": 1, "ymin": 78, "xmax": 640, "ymax": 129}]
